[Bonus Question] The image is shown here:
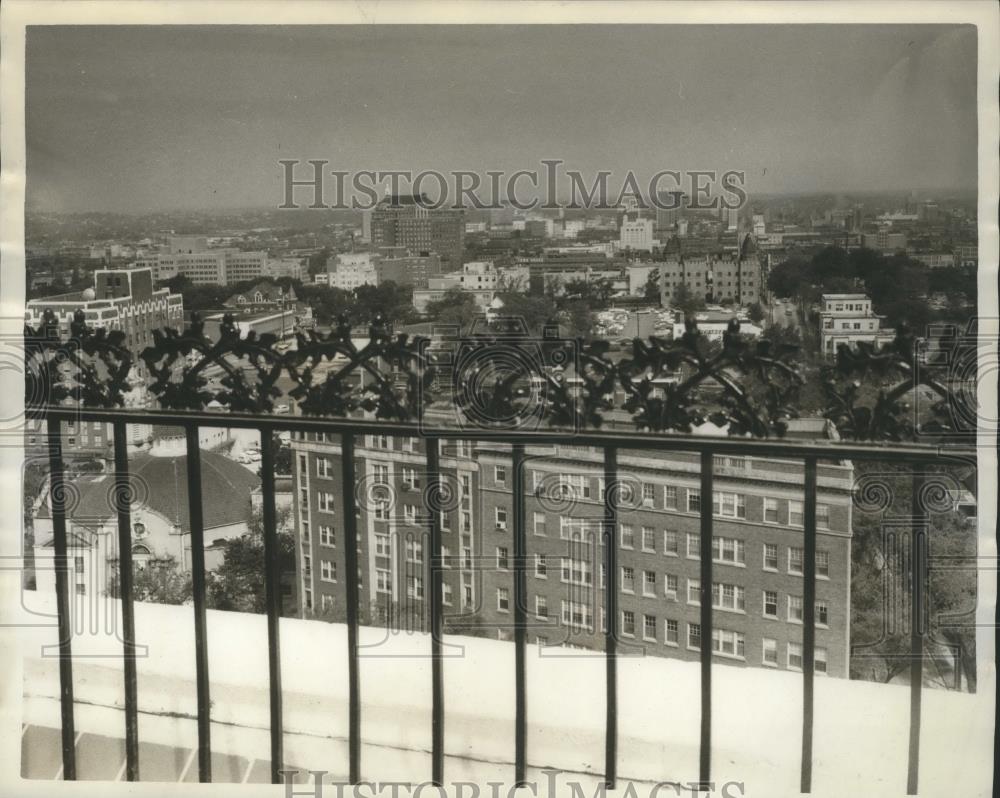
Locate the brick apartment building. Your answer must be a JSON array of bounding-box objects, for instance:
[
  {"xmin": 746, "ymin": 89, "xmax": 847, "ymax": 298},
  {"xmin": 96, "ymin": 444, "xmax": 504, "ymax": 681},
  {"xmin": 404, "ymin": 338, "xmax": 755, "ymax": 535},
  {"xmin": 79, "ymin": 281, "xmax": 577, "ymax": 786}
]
[{"xmin": 290, "ymin": 427, "xmax": 854, "ymax": 677}]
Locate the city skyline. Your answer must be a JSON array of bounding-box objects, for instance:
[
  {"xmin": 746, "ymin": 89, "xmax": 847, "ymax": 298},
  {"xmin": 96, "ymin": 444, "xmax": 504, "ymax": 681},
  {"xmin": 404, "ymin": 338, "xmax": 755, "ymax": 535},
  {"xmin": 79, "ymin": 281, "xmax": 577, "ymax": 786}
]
[{"xmin": 26, "ymin": 24, "xmax": 978, "ymax": 214}]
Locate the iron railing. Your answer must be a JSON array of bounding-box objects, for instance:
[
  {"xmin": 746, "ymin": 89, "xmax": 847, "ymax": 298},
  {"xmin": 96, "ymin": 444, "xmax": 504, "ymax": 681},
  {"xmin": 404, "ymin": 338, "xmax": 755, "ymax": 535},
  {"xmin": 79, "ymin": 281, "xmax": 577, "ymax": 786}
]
[{"xmin": 23, "ymin": 310, "xmax": 981, "ymax": 793}]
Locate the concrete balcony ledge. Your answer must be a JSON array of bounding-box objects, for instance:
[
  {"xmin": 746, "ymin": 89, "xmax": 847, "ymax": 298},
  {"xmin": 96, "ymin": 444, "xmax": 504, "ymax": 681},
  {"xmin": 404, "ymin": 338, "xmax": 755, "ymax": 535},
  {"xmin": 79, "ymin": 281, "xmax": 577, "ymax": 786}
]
[{"xmin": 15, "ymin": 591, "xmax": 994, "ymax": 796}]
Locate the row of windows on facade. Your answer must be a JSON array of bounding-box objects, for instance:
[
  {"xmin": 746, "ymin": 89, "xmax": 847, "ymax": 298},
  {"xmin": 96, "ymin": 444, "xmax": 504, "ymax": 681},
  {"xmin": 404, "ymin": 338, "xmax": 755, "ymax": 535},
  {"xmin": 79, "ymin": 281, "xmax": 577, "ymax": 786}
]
[
  {"xmin": 303, "ymin": 478, "xmax": 832, "ymax": 534},
  {"xmin": 302, "ymin": 510, "xmax": 831, "ymax": 581},
  {"xmin": 303, "ymin": 585, "xmax": 827, "ymax": 674},
  {"xmin": 308, "ymin": 548, "xmax": 830, "ymax": 629}
]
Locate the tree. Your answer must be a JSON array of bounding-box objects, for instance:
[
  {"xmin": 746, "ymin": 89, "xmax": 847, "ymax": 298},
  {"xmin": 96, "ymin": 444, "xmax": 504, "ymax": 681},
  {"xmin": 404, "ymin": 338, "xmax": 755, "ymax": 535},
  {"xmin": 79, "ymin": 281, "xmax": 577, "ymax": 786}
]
[
  {"xmin": 492, "ymin": 293, "xmax": 557, "ymax": 334},
  {"xmin": 107, "ymin": 556, "xmax": 192, "ymax": 605},
  {"xmin": 849, "ymin": 462, "xmax": 977, "ymax": 690},
  {"xmin": 424, "ymin": 288, "xmax": 480, "ymax": 333},
  {"xmin": 747, "ymin": 302, "xmax": 765, "ymax": 324},
  {"xmin": 671, "ymin": 283, "xmax": 705, "ymax": 316},
  {"xmin": 271, "ymin": 433, "xmax": 292, "ymax": 475},
  {"xmin": 767, "ymin": 256, "xmax": 808, "ymax": 299},
  {"xmin": 353, "ymin": 281, "xmax": 417, "ymax": 326},
  {"xmin": 307, "ymin": 247, "xmax": 331, "ymax": 276},
  {"xmin": 561, "ymin": 299, "xmax": 594, "ymax": 339},
  {"xmin": 643, "ymin": 268, "xmax": 661, "ymax": 304},
  {"xmin": 207, "ymin": 507, "xmax": 295, "ymax": 614}
]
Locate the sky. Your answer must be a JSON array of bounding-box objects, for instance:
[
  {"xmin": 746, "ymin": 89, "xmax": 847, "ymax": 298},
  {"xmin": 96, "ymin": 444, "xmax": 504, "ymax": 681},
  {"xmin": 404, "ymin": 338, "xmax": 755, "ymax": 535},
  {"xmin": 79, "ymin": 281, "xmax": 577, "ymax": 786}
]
[{"xmin": 25, "ymin": 24, "xmax": 978, "ymax": 213}]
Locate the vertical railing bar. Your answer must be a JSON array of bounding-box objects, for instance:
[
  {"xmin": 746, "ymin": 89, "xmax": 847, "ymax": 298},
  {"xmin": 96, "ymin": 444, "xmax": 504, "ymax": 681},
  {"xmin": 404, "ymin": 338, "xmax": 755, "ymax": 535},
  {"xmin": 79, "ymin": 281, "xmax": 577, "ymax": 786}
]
[
  {"xmin": 426, "ymin": 438, "xmax": 444, "ymax": 785},
  {"xmin": 801, "ymin": 457, "xmax": 818, "ymax": 793},
  {"xmin": 340, "ymin": 432, "xmax": 362, "ymax": 783},
  {"xmin": 260, "ymin": 431, "xmax": 284, "ymax": 783},
  {"xmin": 46, "ymin": 417, "xmax": 76, "ymax": 780},
  {"xmin": 184, "ymin": 425, "xmax": 212, "ymax": 782},
  {"xmin": 698, "ymin": 450, "xmax": 713, "ymax": 788},
  {"xmin": 512, "ymin": 443, "xmax": 528, "ymax": 786},
  {"xmin": 603, "ymin": 446, "xmax": 618, "ymax": 789},
  {"xmin": 907, "ymin": 472, "xmax": 926, "ymax": 795},
  {"xmin": 112, "ymin": 422, "xmax": 139, "ymax": 781}
]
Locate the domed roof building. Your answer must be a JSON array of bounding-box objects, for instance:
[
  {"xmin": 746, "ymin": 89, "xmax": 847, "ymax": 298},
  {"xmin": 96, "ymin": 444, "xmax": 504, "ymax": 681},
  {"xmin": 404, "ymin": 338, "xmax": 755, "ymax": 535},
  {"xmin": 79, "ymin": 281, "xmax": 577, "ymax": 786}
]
[{"xmin": 33, "ymin": 443, "xmax": 261, "ymax": 598}]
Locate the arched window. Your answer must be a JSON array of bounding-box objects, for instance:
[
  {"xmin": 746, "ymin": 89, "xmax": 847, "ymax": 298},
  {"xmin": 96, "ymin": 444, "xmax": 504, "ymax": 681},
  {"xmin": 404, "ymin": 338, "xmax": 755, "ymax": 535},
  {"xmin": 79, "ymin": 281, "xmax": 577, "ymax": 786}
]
[{"xmin": 132, "ymin": 543, "xmax": 151, "ymax": 568}]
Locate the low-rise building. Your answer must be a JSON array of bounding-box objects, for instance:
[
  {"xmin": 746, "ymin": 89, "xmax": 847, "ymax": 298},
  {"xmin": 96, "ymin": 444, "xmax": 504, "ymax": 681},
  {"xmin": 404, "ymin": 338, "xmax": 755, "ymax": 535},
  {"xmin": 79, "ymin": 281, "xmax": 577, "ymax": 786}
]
[{"xmin": 819, "ymin": 293, "xmax": 896, "ymax": 358}]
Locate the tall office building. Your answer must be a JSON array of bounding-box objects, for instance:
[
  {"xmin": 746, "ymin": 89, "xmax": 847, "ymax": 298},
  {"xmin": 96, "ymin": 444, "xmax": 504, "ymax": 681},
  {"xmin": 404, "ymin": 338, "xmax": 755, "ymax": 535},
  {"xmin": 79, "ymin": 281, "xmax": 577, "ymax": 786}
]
[{"xmin": 371, "ymin": 194, "xmax": 465, "ymax": 269}]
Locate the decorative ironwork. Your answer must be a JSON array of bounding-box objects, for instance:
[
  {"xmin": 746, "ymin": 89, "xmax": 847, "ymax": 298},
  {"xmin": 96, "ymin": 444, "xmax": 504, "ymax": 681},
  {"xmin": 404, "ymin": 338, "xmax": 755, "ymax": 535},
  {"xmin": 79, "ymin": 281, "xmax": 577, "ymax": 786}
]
[
  {"xmin": 821, "ymin": 321, "xmax": 976, "ymax": 442},
  {"xmin": 24, "ymin": 308, "xmax": 134, "ymax": 410},
  {"xmin": 618, "ymin": 317, "xmax": 803, "ymax": 437},
  {"xmin": 25, "ymin": 310, "xmax": 972, "ymax": 441}
]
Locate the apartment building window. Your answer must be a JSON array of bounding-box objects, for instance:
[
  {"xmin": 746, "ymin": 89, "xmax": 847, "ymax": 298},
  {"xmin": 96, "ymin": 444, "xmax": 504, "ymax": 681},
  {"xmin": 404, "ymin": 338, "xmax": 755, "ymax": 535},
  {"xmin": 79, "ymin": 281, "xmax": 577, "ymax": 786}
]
[
  {"xmin": 403, "ymin": 505, "xmax": 417, "ymax": 525},
  {"xmin": 317, "ymin": 458, "xmax": 332, "ymax": 478},
  {"xmin": 462, "ymin": 511, "xmax": 472, "ymax": 533},
  {"xmin": 643, "ymin": 570, "xmax": 657, "ymax": 596},
  {"xmin": 441, "ymin": 510, "xmax": 450, "ymax": 530},
  {"xmin": 621, "ymin": 566, "xmax": 635, "ymax": 593},
  {"xmin": 789, "ymin": 547, "xmax": 804, "ymax": 575},
  {"xmin": 621, "ymin": 611, "xmax": 636, "ymax": 637},
  {"xmin": 442, "ymin": 584, "xmax": 453, "ymax": 606},
  {"xmin": 304, "ymin": 589, "xmax": 312, "ymax": 610},
  {"xmin": 664, "ymin": 574, "xmax": 678, "ymax": 600},
  {"xmin": 816, "ymin": 647, "xmax": 828, "ymax": 674},
  {"xmin": 535, "ymin": 554, "xmax": 548, "ymax": 578},
  {"xmin": 620, "ymin": 525, "xmax": 635, "ymax": 549},
  {"xmin": 817, "ymin": 550, "xmax": 830, "ymax": 578},
  {"xmin": 763, "ymin": 543, "xmax": 778, "ymax": 571},
  {"xmin": 462, "ymin": 547, "xmax": 472, "ymax": 570},
  {"xmin": 321, "ymin": 594, "xmax": 335, "ymax": 612},
  {"xmin": 496, "ymin": 546, "xmax": 509, "ymax": 570},
  {"xmin": 688, "ymin": 623, "xmax": 702, "ymax": 650},
  {"xmin": 664, "ymin": 486, "xmax": 678, "ymax": 510},
  {"xmin": 301, "ymin": 520, "xmax": 310, "ymax": 541},
  {"xmin": 402, "ymin": 468, "xmax": 420, "ymax": 489},
  {"xmin": 763, "ymin": 498, "xmax": 780, "ymax": 524},
  {"xmin": 713, "ymin": 491, "xmax": 746, "ymax": 519},
  {"xmin": 763, "ymin": 590, "xmax": 779, "ymax": 618},
  {"xmin": 319, "ymin": 525, "xmax": 335, "ymax": 547},
  {"xmin": 298, "ymin": 454, "xmax": 308, "ymax": 476},
  {"xmin": 406, "ymin": 540, "xmax": 423, "ymax": 564},
  {"xmin": 687, "ymin": 578, "xmax": 701, "ymax": 605},
  {"xmin": 788, "ymin": 595, "xmax": 804, "ymax": 623},
  {"xmin": 817, "ymin": 600, "xmax": 829, "ymax": 627},
  {"xmin": 533, "ymin": 512, "xmax": 547, "ymax": 536},
  {"xmin": 562, "ymin": 600, "xmax": 593, "ymax": 630},
  {"xmin": 408, "ymin": 576, "xmax": 424, "ymax": 600},
  {"xmin": 319, "ymin": 492, "xmax": 335, "ymax": 513},
  {"xmin": 789, "ymin": 500, "xmax": 804, "ymax": 527},
  {"xmin": 712, "ymin": 629, "xmax": 746, "ymax": 659},
  {"xmin": 372, "ymin": 464, "xmax": 389, "ymax": 485},
  {"xmin": 375, "ymin": 534, "xmax": 390, "ymax": 557},
  {"xmin": 320, "ymin": 560, "xmax": 336, "ymax": 583},
  {"xmin": 664, "ymin": 530, "xmax": 679, "ymax": 556},
  {"xmin": 441, "ymin": 545, "xmax": 452, "ymax": 568},
  {"xmin": 562, "ymin": 558, "xmax": 592, "ymax": 586},
  {"xmin": 495, "ymin": 465, "xmax": 507, "ymax": 486},
  {"xmin": 374, "ymin": 500, "xmax": 390, "ymax": 521},
  {"xmin": 788, "ymin": 642, "xmax": 803, "ymax": 670},
  {"xmin": 561, "ymin": 518, "xmax": 589, "ymax": 542},
  {"xmin": 686, "ymin": 532, "xmax": 701, "ymax": 558},
  {"xmin": 643, "ymin": 614, "xmax": 657, "ymax": 641},
  {"xmin": 687, "ymin": 489, "xmax": 701, "ymax": 513},
  {"xmin": 495, "ymin": 507, "xmax": 508, "ymax": 530},
  {"xmin": 642, "ymin": 483, "xmax": 656, "ymax": 506},
  {"xmin": 817, "ymin": 504, "xmax": 831, "ymax": 529},
  {"xmin": 664, "ymin": 619, "xmax": 679, "ymax": 645},
  {"xmin": 762, "ymin": 638, "xmax": 778, "ymax": 666},
  {"xmin": 303, "ymin": 555, "xmax": 312, "ymax": 576},
  {"xmin": 536, "ymin": 596, "xmax": 548, "ymax": 619},
  {"xmin": 713, "ymin": 583, "xmax": 746, "ymax": 612},
  {"xmin": 641, "ymin": 527, "xmax": 656, "ymax": 552},
  {"xmin": 560, "ymin": 473, "xmax": 591, "ymax": 500},
  {"xmin": 712, "ymin": 536, "xmax": 746, "ymax": 565}
]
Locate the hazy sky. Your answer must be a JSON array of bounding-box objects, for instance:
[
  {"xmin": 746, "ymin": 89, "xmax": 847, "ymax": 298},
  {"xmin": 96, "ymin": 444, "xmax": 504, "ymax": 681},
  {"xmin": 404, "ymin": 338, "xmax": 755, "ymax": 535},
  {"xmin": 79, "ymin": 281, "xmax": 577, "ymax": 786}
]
[{"xmin": 25, "ymin": 24, "xmax": 978, "ymax": 213}]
